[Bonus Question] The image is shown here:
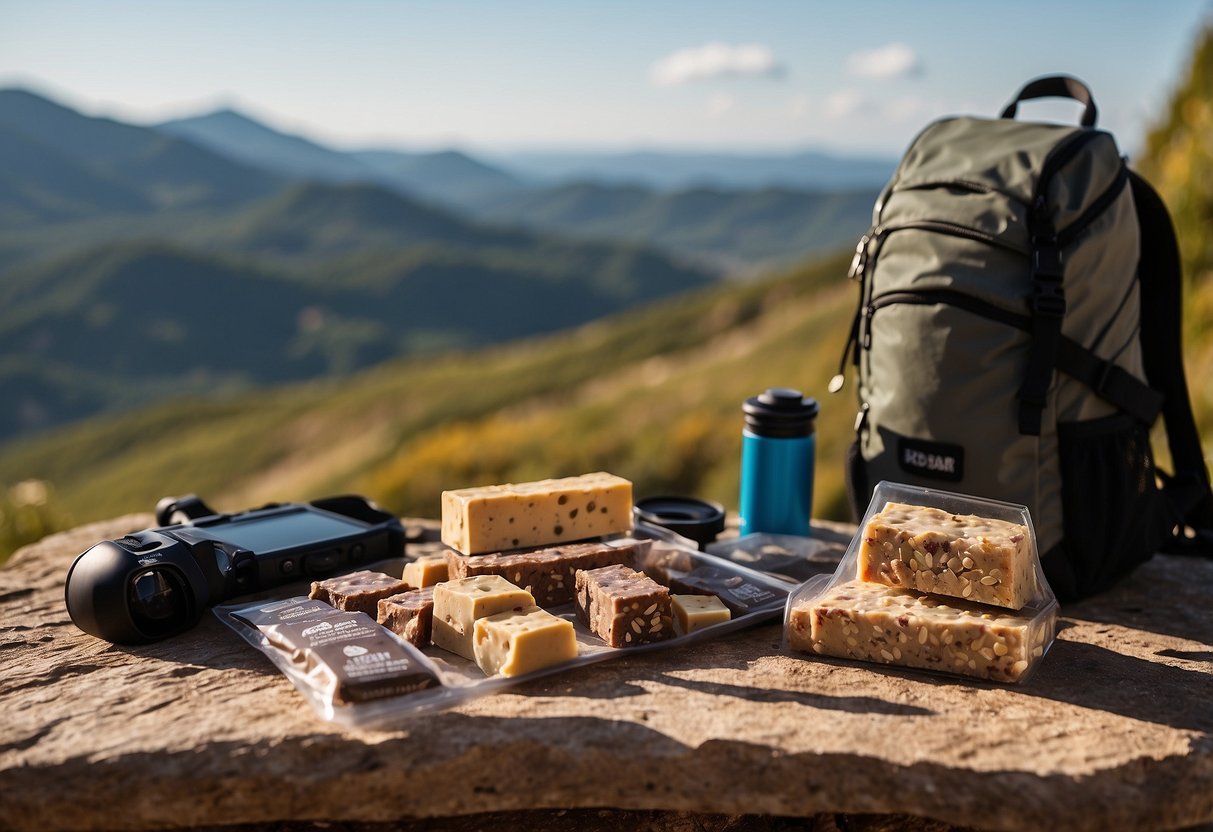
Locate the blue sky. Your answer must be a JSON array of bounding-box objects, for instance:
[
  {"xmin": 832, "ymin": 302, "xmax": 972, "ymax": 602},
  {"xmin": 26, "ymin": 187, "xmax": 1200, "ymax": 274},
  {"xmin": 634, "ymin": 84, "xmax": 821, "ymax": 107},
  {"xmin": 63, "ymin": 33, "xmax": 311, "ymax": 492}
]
[{"xmin": 2, "ymin": 1, "xmax": 1210, "ymax": 157}]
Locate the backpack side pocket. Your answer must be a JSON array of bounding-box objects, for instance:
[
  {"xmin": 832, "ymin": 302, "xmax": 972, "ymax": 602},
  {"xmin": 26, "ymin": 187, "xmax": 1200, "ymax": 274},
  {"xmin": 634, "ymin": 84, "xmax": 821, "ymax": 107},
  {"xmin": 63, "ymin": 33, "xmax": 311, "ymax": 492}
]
[{"xmin": 1045, "ymin": 413, "xmax": 1167, "ymax": 599}]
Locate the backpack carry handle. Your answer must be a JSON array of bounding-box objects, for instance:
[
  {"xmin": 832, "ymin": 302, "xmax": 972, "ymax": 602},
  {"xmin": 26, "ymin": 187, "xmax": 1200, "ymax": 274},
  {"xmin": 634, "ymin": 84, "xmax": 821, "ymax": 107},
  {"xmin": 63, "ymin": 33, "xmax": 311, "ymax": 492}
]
[{"xmin": 1000, "ymin": 75, "xmax": 1098, "ymax": 127}]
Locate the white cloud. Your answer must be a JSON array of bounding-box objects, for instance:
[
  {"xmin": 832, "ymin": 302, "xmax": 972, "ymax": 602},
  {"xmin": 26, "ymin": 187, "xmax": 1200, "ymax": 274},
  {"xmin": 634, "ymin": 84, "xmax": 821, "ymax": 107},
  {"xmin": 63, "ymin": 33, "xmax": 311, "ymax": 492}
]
[
  {"xmin": 651, "ymin": 42, "xmax": 785, "ymax": 87},
  {"xmin": 846, "ymin": 43, "xmax": 921, "ymax": 79},
  {"xmin": 787, "ymin": 93, "xmax": 810, "ymax": 118}
]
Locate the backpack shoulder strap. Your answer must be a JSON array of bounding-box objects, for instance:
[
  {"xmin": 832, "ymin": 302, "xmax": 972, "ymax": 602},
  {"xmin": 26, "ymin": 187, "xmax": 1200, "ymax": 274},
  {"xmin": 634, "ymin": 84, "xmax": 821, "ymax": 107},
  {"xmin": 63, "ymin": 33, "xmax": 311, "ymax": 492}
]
[{"xmin": 1129, "ymin": 169, "xmax": 1213, "ymax": 553}]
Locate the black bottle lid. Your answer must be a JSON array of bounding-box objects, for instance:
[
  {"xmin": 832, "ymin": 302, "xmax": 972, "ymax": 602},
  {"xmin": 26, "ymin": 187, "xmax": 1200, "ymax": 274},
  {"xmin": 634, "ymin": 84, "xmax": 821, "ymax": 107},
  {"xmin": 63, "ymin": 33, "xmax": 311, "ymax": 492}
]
[
  {"xmin": 633, "ymin": 496, "xmax": 727, "ymax": 550},
  {"xmin": 743, "ymin": 387, "xmax": 819, "ymax": 438}
]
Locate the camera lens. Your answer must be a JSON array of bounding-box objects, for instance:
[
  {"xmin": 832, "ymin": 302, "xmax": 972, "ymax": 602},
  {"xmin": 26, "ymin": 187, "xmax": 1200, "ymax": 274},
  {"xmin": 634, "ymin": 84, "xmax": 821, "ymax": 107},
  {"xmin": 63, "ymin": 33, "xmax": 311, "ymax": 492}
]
[{"xmin": 127, "ymin": 567, "xmax": 192, "ymax": 639}]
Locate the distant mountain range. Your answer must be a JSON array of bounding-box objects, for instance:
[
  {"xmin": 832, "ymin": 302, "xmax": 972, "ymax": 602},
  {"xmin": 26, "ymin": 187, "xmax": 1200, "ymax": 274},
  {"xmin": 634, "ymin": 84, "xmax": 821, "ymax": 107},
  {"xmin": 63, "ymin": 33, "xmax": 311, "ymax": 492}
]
[
  {"xmin": 7, "ymin": 23, "xmax": 1213, "ymax": 564},
  {"xmin": 158, "ymin": 110, "xmax": 523, "ymax": 206},
  {"xmin": 0, "ymin": 89, "xmax": 717, "ymax": 439},
  {"xmin": 0, "ymin": 252, "xmax": 861, "ymax": 538},
  {"xmin": 154, "ymin": 105, "xmax": 880, "ymax": 268},
  {"xmin": 464, "ymin": 182, "xmax": 875, "ymax": 271},
  {"xmin": 0, "ymin": 85, "xmax": 887, "ymax": 440},
  {"xmin": 157, "ymin": 108, "xmax": 896, "ymax": 196},
  {"xmin": 0, "ymin": 89, "xmax": 282, "ymax": 225},
  {"xmin": 491, "ymin": 148, "xmax": 895, "ymax": 191}
]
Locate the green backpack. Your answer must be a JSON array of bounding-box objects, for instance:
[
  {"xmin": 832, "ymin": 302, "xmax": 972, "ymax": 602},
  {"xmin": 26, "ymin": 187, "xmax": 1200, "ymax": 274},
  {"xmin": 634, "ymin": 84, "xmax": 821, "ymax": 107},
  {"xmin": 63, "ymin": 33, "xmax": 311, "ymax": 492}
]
[{"xmin": 834, "ymin": 76, "xmax": 1213, "ymax": 600}]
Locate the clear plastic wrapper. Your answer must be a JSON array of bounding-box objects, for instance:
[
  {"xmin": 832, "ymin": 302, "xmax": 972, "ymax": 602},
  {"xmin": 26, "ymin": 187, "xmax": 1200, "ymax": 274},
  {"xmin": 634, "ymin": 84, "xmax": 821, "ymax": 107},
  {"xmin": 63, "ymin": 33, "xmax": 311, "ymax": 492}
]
[
  {"xmin": 706, "ymin": 532, "xmax": 841, "ymax": 583},
  {"xmin": 784, "ymin": 481, "xmax": 1058, "ymax": 684},
  {"xmin": 217, "ymin": 522, "xmax": 791, "ymax": 727}
]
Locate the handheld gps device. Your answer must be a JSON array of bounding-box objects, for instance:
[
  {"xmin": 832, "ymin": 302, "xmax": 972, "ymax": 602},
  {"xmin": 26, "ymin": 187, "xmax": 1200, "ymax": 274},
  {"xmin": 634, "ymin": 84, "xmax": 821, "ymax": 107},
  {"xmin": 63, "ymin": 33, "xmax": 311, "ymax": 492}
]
[{"xmin": 64, "ymin": 494, "xmax": 405, "ymax": 644}]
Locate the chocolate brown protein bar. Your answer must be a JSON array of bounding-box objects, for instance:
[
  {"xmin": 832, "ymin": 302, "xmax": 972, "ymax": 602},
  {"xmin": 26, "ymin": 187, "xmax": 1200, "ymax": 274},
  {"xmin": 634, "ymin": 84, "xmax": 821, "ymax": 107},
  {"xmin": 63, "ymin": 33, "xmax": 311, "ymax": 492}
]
[
  {"xmin": 574, "ymin": 564, "xmax": 673, "ymax": 648},
  {"xmin": 309, "ymin": 570, "xmax": 410, "ymax": 617},
  {"xmin": 446, "ymin": 541, "xmax": 639, "ymax": 607},
  {"xmin": 377, "ymin": 586, "xmax": 436, "ymax": 648}
]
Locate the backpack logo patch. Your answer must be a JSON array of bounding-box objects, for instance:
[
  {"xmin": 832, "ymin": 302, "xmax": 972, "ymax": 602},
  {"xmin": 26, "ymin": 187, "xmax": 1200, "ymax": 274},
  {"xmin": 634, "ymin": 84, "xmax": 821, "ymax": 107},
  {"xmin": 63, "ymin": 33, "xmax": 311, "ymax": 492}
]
[{"xmin": 897, "ymin": 436, "xmax": 964, "ymax": 482}]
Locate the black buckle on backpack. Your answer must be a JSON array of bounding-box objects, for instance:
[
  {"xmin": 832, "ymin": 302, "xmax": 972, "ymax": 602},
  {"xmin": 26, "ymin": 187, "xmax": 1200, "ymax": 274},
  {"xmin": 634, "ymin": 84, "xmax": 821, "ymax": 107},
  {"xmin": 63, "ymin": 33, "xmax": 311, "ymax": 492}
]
[
  {"xmin": 1019, "ymin": 233, "xmax": 1066, "ymax": 436},
  {"xmin": 1033, "ymin": 247, "xmax": 1063, "ymax": 273},
  {"xmin": 1030, "ymin": 272, "xmax": 1066, "ymax": 318}
]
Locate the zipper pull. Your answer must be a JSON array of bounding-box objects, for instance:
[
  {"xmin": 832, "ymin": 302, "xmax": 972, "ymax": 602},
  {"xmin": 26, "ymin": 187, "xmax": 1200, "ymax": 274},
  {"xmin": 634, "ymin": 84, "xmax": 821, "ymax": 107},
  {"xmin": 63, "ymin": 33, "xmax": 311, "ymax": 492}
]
[
  {"xmin": 861, "ymin": 303, "xmax": 874, "ymax": 350},
  {"xmin": 836, "ymin": 229, "xmax": 879, "ymax": 393},
  {"xmin": 847, "ymin": 233, "xmax": 871, "ymax": 280},
  {"xmin": 830, "ymin": 300, "xmax": 865, "ymax": 393}
]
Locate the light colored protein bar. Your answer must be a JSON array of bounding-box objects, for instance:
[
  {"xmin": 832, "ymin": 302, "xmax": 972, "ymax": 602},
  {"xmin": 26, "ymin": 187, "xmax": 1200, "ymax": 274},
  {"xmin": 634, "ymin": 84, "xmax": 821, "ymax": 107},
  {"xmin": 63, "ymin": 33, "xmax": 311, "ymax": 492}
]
[
  {"xmin": 671, "ymin": 594, "xmax": 730, "ymax": 635},
  {"xmin": 441, "ymin": 472, "xmax": 633, "ymax": 555},
  {"xmin": 473, "ymin": 606, "xmax": 578, "ymax": 677},
  {"xmin": 857, "ymin": 502, "xmax": 1035, "ymax": 609},
  {"xmin": 432, "ymin": 575, "xmax": 535, "ymax": 660},
  {"xmin": 402, "ymin": 554, "xmax": 448, "ymax": 588},
  {"xmin": 787, "ymin": 579, "xmax": 1050, "ymax": 683}
]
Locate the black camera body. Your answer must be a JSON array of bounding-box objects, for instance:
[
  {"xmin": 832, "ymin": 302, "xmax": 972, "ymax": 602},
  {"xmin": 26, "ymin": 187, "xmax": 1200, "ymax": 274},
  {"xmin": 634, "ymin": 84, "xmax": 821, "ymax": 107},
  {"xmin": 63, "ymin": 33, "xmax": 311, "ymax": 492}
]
[{"xmin": 65, "ymin": 494, "xmax": 405, "ymax": 644}]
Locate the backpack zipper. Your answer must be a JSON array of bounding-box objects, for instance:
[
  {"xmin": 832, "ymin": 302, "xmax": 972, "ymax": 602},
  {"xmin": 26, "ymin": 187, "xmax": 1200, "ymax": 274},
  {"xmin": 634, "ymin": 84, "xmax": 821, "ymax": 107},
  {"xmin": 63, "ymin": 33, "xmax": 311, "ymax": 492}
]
[
  {"xmin": 832, "ymin": 131, "xmax": 1112, "ymax": 394},
  {"xmin": 865, "ymin": 288, "xmax": 1030, "ymax": 333},
  {"xmin": 870, "ymin": 219, "xmax": 1026, "ymax": 258},
  {"xmin": 837, "ymin": 288, "xmax": 1028, "ymax": 396},
  {"xmin": 832, "ymin": 220, "xmax": 1024, "ymax": 392},
  {"xmin": 1037, "ymin": 129, "xmax": 1102, "ymax": 198},
  {"xmin": 1055, "ymin": 163, "xmax": 1129, "ymax": 248},
  {"xmin": 831, "ymin": 234, "xmax": 872, "ymax": 393},
  {"xmin": 858, "ymin": 222, "xmax": 1024, "ymax": 352},
  {"xmin": 891, "ymin": 178, "xmax": 1030, "ymax": 207},
  {"xmin": 1031, "ymin": 129, "xmax": 1103, "ymax": 236}
]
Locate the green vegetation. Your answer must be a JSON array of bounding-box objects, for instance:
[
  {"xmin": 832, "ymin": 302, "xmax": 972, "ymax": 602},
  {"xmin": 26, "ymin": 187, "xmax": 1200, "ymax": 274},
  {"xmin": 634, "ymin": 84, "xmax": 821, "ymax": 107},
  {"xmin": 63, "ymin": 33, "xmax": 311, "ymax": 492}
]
[
  {"xmin": 1140, "ymin": 25, "xmax": 1213, "ymax": 290},
  {"xmin": 0, "ymin": 89, "xmax": 720, "ymax": 441},
  {"xmin": 1138, "ymin": 25, "xmax": 1213, "ymax": 443},
  {"xmin": 0, "ymin": 192, "xmax": 713, "ymax": 441},
  {"xmin": 468, "ymin": 183, "xmax": 875, "ymax": 269},
  {"xmin": 0, "ymin": 252, "xmax": 856, "ymax": 562},
  {"xmin": 0, "ymin": 480, "xmax": 70, "ymax": 560},
  {"xmin": 7, "ymin": 30, "xmax": 1213, "ymax": 566}
]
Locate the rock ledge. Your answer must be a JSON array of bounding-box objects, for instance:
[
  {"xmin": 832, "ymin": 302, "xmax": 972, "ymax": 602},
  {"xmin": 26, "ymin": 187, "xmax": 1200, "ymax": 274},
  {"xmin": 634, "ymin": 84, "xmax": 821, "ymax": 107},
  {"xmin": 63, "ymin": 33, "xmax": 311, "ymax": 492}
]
[{"xmin": 2, "ymin": 517, "xmax": 1212, "ymax": 832}]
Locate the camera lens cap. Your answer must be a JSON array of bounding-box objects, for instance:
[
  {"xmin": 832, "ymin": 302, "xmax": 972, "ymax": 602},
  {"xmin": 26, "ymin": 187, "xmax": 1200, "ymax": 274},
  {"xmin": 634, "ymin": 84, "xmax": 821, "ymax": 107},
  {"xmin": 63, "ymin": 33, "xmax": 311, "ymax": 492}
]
[{"xmin": 633, "ymin": 496, "xmax": 727, "ymax": 549}]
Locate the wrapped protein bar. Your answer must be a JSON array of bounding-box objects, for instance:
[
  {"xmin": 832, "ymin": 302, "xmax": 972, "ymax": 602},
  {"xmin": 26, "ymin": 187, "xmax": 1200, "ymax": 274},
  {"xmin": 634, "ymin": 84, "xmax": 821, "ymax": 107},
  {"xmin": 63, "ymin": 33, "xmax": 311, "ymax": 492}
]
[{"xmin": 230, "ymin": 598, "xmax": 440, "ymax": 709}]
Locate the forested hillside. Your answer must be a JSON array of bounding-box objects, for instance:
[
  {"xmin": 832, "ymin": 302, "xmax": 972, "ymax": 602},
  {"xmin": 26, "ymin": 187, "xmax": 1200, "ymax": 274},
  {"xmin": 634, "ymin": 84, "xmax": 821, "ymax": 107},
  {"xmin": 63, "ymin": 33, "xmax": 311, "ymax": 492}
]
[{"xmin": 1138, "ymin": 25, "xmax": 1213, "ymax": 443}]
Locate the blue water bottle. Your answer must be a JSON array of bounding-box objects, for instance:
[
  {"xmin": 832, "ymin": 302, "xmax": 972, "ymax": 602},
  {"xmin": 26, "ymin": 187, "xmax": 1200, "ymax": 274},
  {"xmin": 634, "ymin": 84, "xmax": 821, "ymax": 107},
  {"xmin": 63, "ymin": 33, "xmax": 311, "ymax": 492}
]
[{"xmin": 739, "ymin": 388, "xmax": 819, "ymax": 536}]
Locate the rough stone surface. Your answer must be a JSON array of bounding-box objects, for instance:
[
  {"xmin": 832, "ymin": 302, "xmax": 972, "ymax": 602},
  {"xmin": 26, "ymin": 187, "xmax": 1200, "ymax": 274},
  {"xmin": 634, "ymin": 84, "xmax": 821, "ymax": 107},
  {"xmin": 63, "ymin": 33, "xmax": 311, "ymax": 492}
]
[{"xmin": 3, "ymin": 516, "xmax": 1213, "ymax": 832}]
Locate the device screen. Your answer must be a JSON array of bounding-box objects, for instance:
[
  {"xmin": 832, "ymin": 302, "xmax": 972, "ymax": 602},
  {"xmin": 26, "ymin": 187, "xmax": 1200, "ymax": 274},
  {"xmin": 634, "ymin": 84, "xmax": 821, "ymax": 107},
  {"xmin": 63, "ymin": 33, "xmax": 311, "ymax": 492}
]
[{"xmin": 203, "ymin": 510, "xmax": 368, "ymax": 554}]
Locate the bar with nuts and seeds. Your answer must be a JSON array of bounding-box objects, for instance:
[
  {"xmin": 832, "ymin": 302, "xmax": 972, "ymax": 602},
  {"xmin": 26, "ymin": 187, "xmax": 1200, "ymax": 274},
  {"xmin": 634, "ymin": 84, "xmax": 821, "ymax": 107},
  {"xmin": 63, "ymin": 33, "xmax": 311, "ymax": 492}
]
[
  {"xmin": 787, "ymin": 579, "xmax": 1050, "ymax": 683},
  {"xmin": 377, "ymin": 586, "xmax": 435, "ymax": 648},
  {"xmin": 445, "ymin": 540, "xmax": 640, "ymax": 607},
  {"xmin": 308, "ymin": 570, "xmax": 411, "ymax": 617},
  {"xmin": 574, "ymin": 564, "xmax": 673, "ymax": 648},
  {"xmin": 857, "ymin": 502, "xmax": 1035, "ymax": 609}
]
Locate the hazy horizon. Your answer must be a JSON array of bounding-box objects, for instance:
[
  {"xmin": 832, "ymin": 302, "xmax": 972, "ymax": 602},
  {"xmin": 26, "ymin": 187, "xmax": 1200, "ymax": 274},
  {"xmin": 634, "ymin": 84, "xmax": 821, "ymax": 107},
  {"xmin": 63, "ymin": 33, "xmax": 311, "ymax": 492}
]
[{"xmin": 3, "ymin": 1, "xmax": 1210, "ymax": 158}]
